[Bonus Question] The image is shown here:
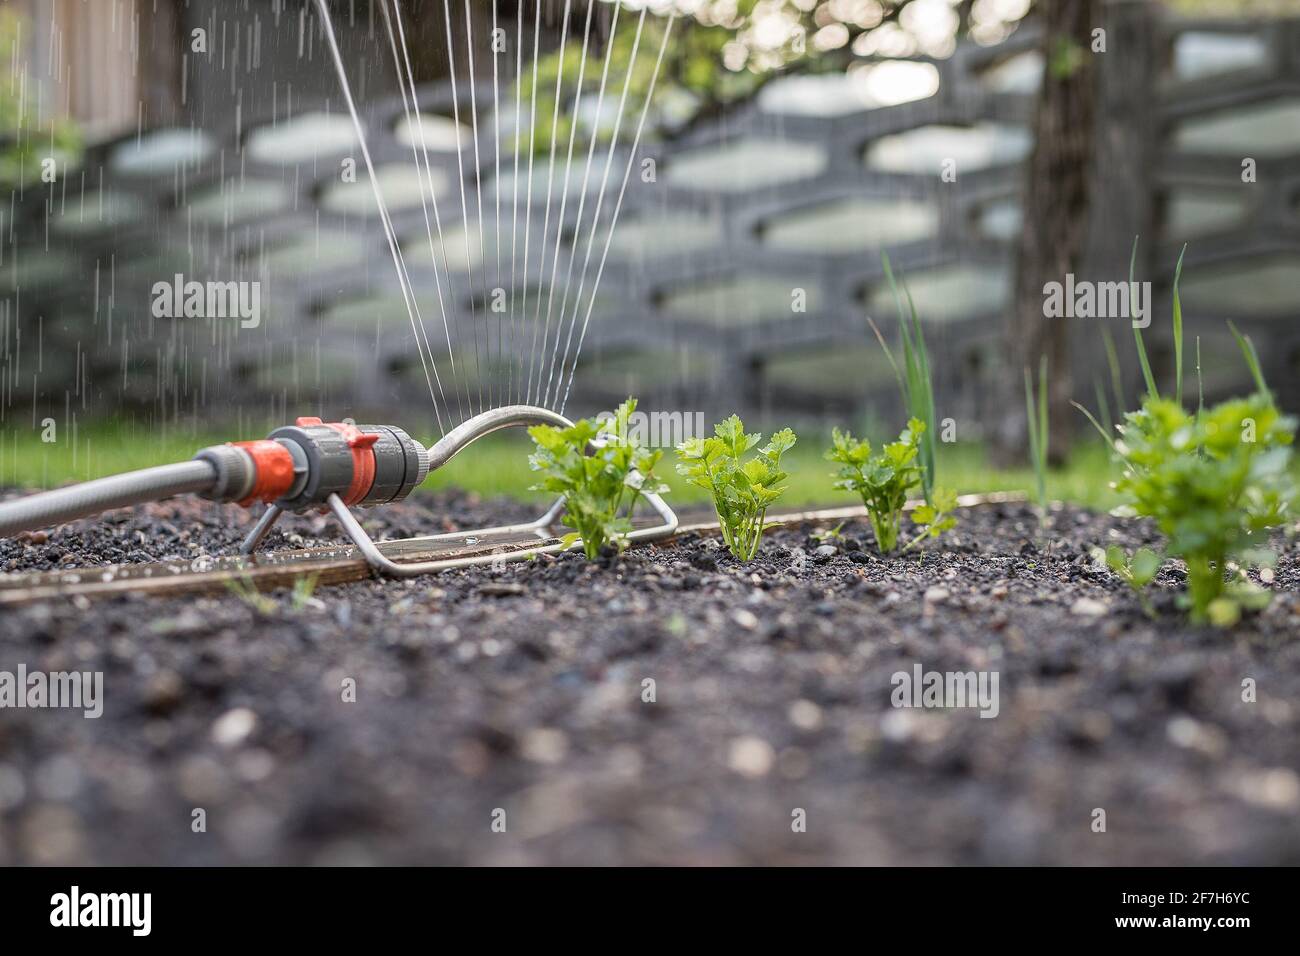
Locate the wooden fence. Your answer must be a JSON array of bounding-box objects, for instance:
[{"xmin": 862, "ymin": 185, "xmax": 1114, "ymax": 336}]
[{"xmin": 1, "ymin": 3, "xmax": 1296, "ymax": 435}]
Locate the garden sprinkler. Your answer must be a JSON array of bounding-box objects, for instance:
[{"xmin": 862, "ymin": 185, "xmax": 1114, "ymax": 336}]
[
  {"xmin": 0, "ymin": 405, "xmax": 678, "ymax": 577},
  {"xmin": 0, "ymin": 1, "xmax": 686, "ymax": 581}
]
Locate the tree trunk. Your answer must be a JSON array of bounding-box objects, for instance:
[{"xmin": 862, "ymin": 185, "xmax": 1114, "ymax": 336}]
[{"xmin": 995, "ymin": 0, "xmax": 1099, "ymax": 465}]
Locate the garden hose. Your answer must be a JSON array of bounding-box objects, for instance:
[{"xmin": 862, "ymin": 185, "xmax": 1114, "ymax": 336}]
[
  {"xmin": 0, "ymin": 461, "xmax": 218, "ymax": 538},
  {"xmin": 0, "ymin": 417, "xmax": 430, "ymax": 539}
]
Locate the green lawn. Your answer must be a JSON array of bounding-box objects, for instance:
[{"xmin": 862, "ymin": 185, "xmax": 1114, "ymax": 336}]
[
  {"xmin": 425, "ymin": 431, "xmax": 1122, "ymax": 510},
  {"xmin": 0, "ymin": 420, "xmax": 1122, "ymax": 511}
]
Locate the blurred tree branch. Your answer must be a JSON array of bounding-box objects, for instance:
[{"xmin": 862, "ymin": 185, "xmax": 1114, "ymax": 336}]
[{"xmin": 524, "ymin": 0, "xmax": 1031, "ymax": 150}]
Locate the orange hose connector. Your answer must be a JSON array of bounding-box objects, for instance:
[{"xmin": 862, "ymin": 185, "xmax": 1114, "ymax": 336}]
[{"xmin": 231, "ymin": 440, "xmax": 297, "ymax": 507}]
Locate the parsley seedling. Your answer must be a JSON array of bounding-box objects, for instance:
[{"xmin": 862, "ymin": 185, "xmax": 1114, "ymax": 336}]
[
  {"xmin": 811, "ymin": 522, "xmax": 846, "ymax": 544},
  {"xmin": 904, "ymin": 487, "xmax": 957, "ymax": 552},
  {"xmin": 528, "ymin": 398, "xmax": 669, "ymax": 561},
  {"xmin": 827, "ymin": 419, "xmax": 956, "ymax": 554},
  {"xmin": 676, "ymin": 415, "xmax": 796, "ymax": 561},
  {"xmin": 1110, "ymin": 393, "xmax": 1294, "ymax": 624},
  {"xmin": 1075, "ymin": 247, "xmax": 1296, "ymax": 627}
]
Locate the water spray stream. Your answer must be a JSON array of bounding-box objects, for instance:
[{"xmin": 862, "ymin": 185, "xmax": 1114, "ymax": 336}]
[
  {"xmin": 541, "ymin": 4, "xmax": 625, "ymax": 408},
  {"xmin": 507, "ymin": 2, "xmax": 526, "ymax": 406},
  {"xmin": 442, "ymin": 0, "xmax": 485, "ymax": 415},
  {"xmin": 517, "ymin": 0, "xmax": 543, "ymax": 409},
  {"xmin": 311, "ymin": 0, "xmax": 447, "ymax": 434},
  {"xmin": 379, "ymin": 0, "xmax": 464, "ymax": 424},
  {"xmin": 560, "ymin": 14, "xmax": 676, "ymax": 415},
  {"xmin": 544, "ymin": 4, "xmax": 637, "ymax": 410},
  {"xmin": 461, "ymin": 0, "xmax": 494, "ymax": 410},
  {"xmin": 525, "ymin": 0, "xmax": 573, "ymax": 406},
  {"xmin": 534, "ymin": 0, "xmax": 597, "ymax": 408},
  {"xmin": 320, "ymin": 1, "xmax": 674, "ymax": 422},
  {"xmin": 491, "ymin": 0, "xmax": 504, "ymax": 409}
]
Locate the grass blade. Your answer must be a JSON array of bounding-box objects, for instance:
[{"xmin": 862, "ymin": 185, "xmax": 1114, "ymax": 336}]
[
  {"xmin": 880, "ymin": 251, "xmax": 937, "ymax": 503},
  {"xmin": 1038, "ymin": 354, "xmax": 1049, "ymax": 470},
  {"xmin": 905, "ymin": 283, "xmax": 936, "ymax": 502},
  {"xmin": 1195, "ymin": 335, "xmax": 1204, "ymax": 416},
  {"xmin": 1101, "ymin": 324, "xmax": 1124, "ymax": 417},
  {"xmin": 1172, "ymin": 243, "xmax": 1186, "ymax": 407},
  {"xmin": 1072, "ymin": 400, "xmax": 1116, "ymax": 451},
  {"xmin": 1130, "ymin": 236, "xmax": 1159, "ymax": 400},
  {"xmin": 1024, "ymin": 360, "xmax": 1048, "ymax": 517},
  {"xmin": 1228, "ymin": 320, "xmax": 1268, "ymax": 397},
  {"xmin": 1094, "ymin": 378, "xmax": 1112, "ymax": 441},
  {"xmin": 1024, "ymin": 368, "xmax": 1039, "ymax": 462},
  {"xmin": 866, "ymin": 315, "xmax": 903, "ymax": 392}
]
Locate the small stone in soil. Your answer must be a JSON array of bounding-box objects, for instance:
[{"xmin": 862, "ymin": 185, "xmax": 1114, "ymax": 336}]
[
  {"xmin": 142, "ymin": 670, "xmax": 185, "ymax": 715},
  {"xmin": 728, "ymin": 736, "xmax": 774, "ymax": 778},
  {"xmin": 212, "ymin": 708, "xmax": 257, "ymax": 748},
  {"xmin": 1070, "ymin": 597, "xmax": 1108, "ymax": 617},
  {"xmin": 478, "ymin": 583, "xmax": 526, "ymax": 597}
]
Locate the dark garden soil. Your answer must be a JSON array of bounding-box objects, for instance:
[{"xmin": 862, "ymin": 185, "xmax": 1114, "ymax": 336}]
[{"xmin": 0, "ymin": 490, "xmax": 1298, "ymax": 865}]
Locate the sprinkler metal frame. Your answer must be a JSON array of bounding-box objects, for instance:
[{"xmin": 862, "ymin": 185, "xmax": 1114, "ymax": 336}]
[
  {"xmin": 239, "ymin": 404, "xmax": 678, "ymax": 577},
  {"xmin": 0, "ymin": 405, "xmax": 679, "ymax": 582}
]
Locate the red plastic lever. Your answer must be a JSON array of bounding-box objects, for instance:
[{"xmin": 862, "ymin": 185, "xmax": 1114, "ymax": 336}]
[{"xmin": 319, "ymin": 421, "xmax": 379, "ymax": 506}]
